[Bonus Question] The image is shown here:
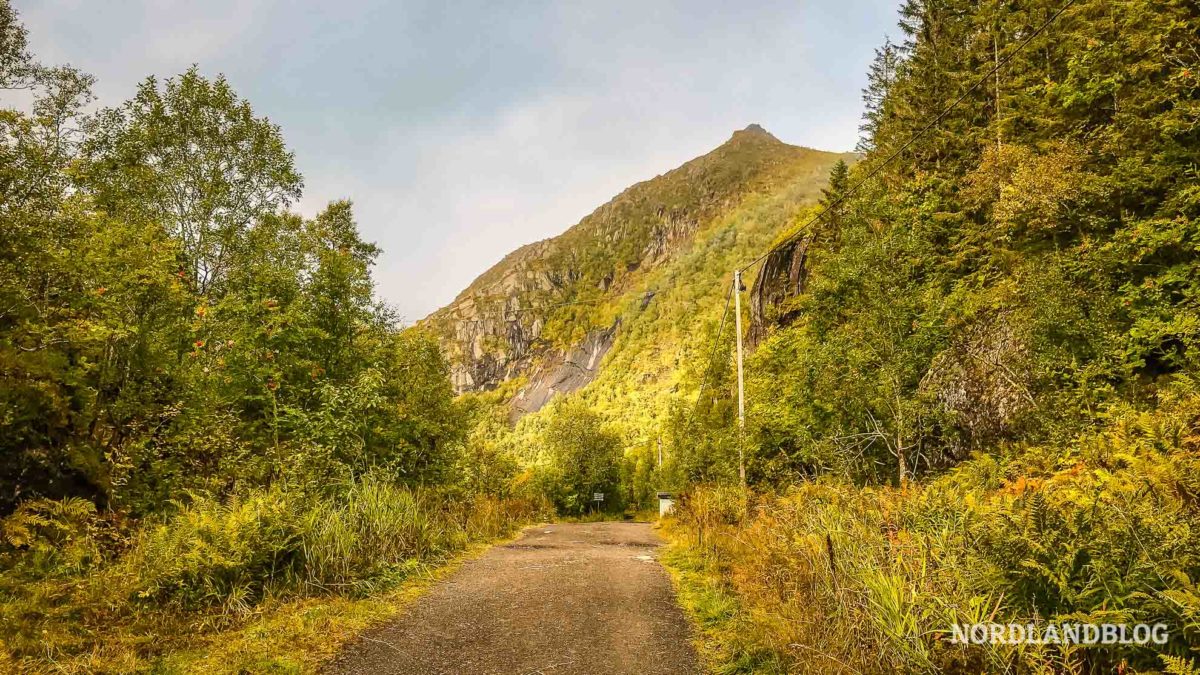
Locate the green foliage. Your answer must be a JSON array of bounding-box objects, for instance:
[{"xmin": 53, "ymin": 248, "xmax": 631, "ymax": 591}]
[
  {"xmin": 1163, "ymin": 654, "xmax": 1200, "ymax": 675},
  {"xmin": 0, "ymin": 478, "xmax": 543, "ymax": 670},
  {"xmin": 538, "ymin": 400, "xmax": 624, "ymax": 514},
  {"xmin": 452, "ymin": 391, "xmax": 530, "ymax": 497},
  {"xmin": 134, "ymin": 487, "xmax": 307, "ymax": 613},
  {"xmin": 0, "ymin": 2, "xmax": 539, "ymax": 669},
  {"xmin": 78, "ymin": 66, "xmax": 303, "ymax": 295},
  {"xmin": 667, "ymin": 378, "xmax": 1200, "ymax": 673},
  {"xmin": 651, "ymin": 1, "xmax": 1200, "ymax": 672},
  {"xmin": 0, "ymin": 6, "xmax": 463, "ymax": 512},
  {"xmin": 3, "ymin": 0, "xmax": 1199, "ymax": 669},
  {"xmin": 0, "ymin": 497, "xmax": 100, "ymax": 577},
  {"xmin": 619, "ymin": 440, "xmax": 659, "ymax": 510},
  {"xmin": 129, "ymin": 476, "xmax": 539, "ymax": 613},
  {"xmin": 741, "ymin": 0, "xmax": 1200, "ymax": 487}
]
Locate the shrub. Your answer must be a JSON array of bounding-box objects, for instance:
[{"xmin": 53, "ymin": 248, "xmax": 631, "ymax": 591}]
[
  {"xmin": 665, "ymin": 379, "xmax": 1200, "ymax": 674},
  {"xmin": 0, "ymin": 476, "xmax": 542, "ymax": 670},
  {"xmin": 131, "ymin": 488, "xmax": 305, "ymax": 613}
]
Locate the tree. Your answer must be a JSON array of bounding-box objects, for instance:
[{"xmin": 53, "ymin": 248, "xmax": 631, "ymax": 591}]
[
  {"xmin": 1, "ymin": 0, "xmax": 93, "ymax": 220},
  {"xmin": 857, "ymin": 38, "xmax": 903, "ymax": 153},
  {"xmin": 300, "ymin": 200, "xmax": 382, "ymax": 380},
  {"xmin": 0, "ymin": 0, "xmax": 32, "ymax": 88},
  {"xmin": 79, "ymin": 67, "xmax": 303, "ymax": 295},
  {"xmin": 818, "ymin": 159, "xmax": 850, "ymax": 241},
  {"xmin": 540, "ymin": 400, "xmax": 622, "ymax": 515},
  {"xmin": 620, "ymin": 441, "xmax": 658, "ymax": 510}
]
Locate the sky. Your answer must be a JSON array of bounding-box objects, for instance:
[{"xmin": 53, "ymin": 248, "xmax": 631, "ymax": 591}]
[{"xmin": 17, "ymin": 0, "xmax": 901, "ymax": 322}]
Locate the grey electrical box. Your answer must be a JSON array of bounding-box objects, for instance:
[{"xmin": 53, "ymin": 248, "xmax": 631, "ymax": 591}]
[{"xmin": 656, "ymin": 492, "xmax": 674, "ymax": 517}]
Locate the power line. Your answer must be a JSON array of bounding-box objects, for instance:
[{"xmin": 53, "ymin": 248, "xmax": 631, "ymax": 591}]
[
  {"xmin": 694, "ymin": 279, "xmax": 734, "ymax": 407},
  {"xmin": 735, "ymin": 0, "xmax": 1079, "ymax": 275}
]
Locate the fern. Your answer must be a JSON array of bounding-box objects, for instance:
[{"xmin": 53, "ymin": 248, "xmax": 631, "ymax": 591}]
[
  {"xmin": 1, "ymin": 497, "xmax": 95, "ymax": 550},
  {"xmin": 1161, "ymin": 654, "xmax": 1200, "ymax": 675}
]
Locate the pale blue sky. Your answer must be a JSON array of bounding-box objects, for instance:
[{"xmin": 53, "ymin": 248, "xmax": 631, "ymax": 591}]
[{"xmin": 18, "ymin": 0, "xmax": 900, "ymax": 320}]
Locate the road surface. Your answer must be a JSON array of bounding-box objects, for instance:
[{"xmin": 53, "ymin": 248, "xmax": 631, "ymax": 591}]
[{"xmin": 325, "ymin": 521, "xmax": 701, "ymax": 675}]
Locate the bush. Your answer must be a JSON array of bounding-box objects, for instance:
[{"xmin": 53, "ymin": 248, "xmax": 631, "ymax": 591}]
[
  {"xmin": 0, "ymin": 476, "xmax": 542, "ymax": 669},
  {"xmin": 664, "ymin": 379, "xmax": 1200, "ymax": 674},
  {"xmin": 132, "ymin": 488, "xmax": 305, "ymax": 612}
]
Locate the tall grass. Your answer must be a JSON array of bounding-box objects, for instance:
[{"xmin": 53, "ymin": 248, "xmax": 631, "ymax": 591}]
[
  {"xmin": 300, "ymin": 479, "xmax": 534, "ymax": 595},
  {"xmin": 663, "ymin": 381, "xmax": 1200, "ymax": 674},
  {"xmin": 0, "ymin": 476, "xmax": 547, "ymax": 672}
]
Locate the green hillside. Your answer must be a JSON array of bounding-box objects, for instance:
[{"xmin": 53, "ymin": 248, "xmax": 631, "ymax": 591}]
[
  {"xmin": 656, "ymin": 1, "xmax": 1200, "ymax": 673},
  {"xmin": 424, "ymin": 125, "xmax": 853, "ymax": 438}
]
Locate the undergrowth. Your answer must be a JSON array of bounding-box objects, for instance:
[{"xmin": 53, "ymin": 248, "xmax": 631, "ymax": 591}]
[
  {"xmin": 660, "ymin": 541, "xmax": 791, "ymax": 674},
  {"xmin": 0, "ymin": 476, "xmax": 547, "ymax": 673},
  {"xmin": 663, "ymin": 380, "xmax": 1200, "ymax": 674}
]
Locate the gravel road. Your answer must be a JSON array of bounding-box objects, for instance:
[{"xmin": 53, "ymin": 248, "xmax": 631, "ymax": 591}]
[{"xmin": 324, "ymin": 521, "xmax": 701, "ymax": 675}]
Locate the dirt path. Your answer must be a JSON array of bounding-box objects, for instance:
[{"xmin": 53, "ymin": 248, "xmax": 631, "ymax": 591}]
[{"xmin": 324, "ymin": 521, "xmax": 701, "ymax": 675}]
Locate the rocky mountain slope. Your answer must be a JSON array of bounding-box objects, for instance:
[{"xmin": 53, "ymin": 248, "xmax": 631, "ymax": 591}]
[{"xmin": 422, "ymin": 125, "xmax": 853, "ymax": 428}]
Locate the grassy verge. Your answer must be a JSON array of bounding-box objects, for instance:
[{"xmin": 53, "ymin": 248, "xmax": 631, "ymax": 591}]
[
  {"xmin": 158, "ymin": 531, "xmax": 525, "ymax": 674},
  {"xmin": 658, "ymin": 532, "xmax": 789, "ymax": 674},
  {"xmin": 0, "ymin": 479, "xmax": 546, "ymax": 673}
]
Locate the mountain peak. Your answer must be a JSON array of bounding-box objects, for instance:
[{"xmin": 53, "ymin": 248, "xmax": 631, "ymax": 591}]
[{"xmin": 728, "ymin": 123, "xmax": 781, "ymax": 144}]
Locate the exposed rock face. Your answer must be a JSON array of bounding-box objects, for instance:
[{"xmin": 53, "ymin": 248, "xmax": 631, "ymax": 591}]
[
  {"xmin": 920, "ymin": 316, "xmax": 1034, "ymax": 461},
  {"xmin": 640, "ymin": 207, "xmax": 697, "ymax": 267},
  {"xmin": 511, "ymin": 321, "xmax": 619, "ymax": 419},
  {"xmin": 437, "ymin": 244, "xmax": 565, "ymax": 392},
  {"xmin": 748, "ymin": 233, "xmax": 813, "ymax": 348}
]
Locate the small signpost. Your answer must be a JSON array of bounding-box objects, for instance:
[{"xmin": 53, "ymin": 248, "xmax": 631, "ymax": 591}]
[{"xmin": 593, "ymin": 492, "xmax": 604, "ymax": 503}]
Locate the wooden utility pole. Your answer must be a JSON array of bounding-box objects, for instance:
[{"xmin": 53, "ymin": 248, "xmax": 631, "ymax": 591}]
[
  {"xmin": 994, "ymin": 29, "xmax": 1003, "ymax": 150},
  {"xmin": 657, "ymin": 437, "xmax": 663, "ymax": 468},
  {"xmin": 733, "ymin": 271, "xmax": 746, "ymax": 489}
]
